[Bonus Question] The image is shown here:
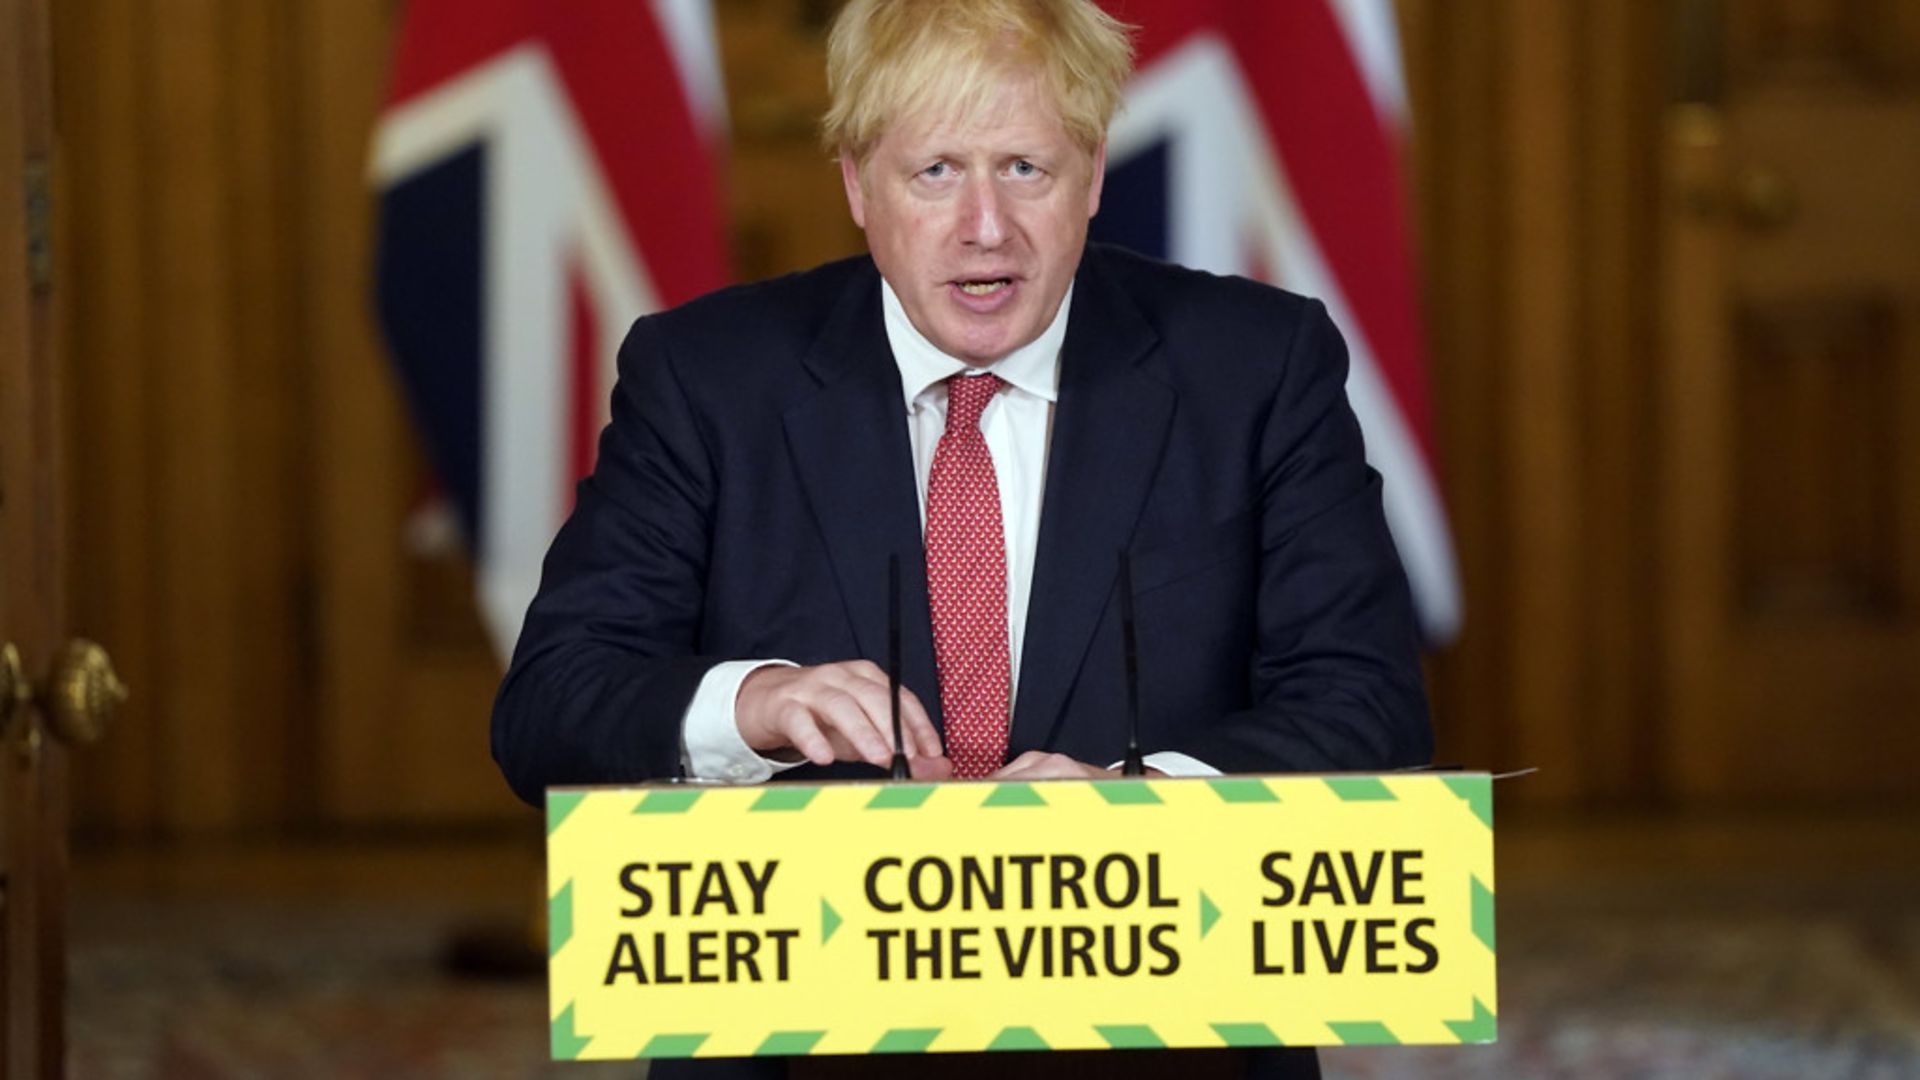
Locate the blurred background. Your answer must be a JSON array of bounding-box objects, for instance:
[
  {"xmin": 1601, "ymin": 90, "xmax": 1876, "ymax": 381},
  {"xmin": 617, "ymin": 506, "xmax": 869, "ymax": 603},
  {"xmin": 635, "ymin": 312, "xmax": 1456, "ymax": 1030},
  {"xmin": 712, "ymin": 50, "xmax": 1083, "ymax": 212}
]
[{"xmin": 2, "ymin": 0, "xmax": 1917, "ymax": 1076}]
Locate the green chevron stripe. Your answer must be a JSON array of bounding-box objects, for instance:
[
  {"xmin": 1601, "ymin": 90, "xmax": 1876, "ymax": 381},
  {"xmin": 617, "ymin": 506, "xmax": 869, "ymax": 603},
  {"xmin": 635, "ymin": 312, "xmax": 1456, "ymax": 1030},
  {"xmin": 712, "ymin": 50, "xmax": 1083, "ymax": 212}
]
[
  {"xmin": 1208, "ymin": 778, "xmax": 1280, "ymax": 803},
  {"xmin": 1096, "ymin": 1024, "xmax": 1165, "ymax": 1049},
  {"xmin": 821, "ymin": 898, "xmax": 842, "ymax": 944},
  {"xmin": 546, "ymin": 791, "xmax": 586, "ymax": 835},
  {"xmin": 1094, "ymin": 782, "xmax": 1162, "ymax": 805},
  {"xmin": 640, "ymin": 1033, "xmax": 709, "ymax": 1058},
  {"xmin": 550, "ymin": 1003, "xmax": 591, "ymax": 1060},
  {"xmin": 866, "ymin": 785, "xmax": 936, "ymax": 809},
  {"xmin": 750, "ymin": 787, "xmax": 819, "ymax": 812},
  {"xmin": 1472, "ymin": 876, "xmax": 1496, "ymax": 952},
  {"xmin": 1442, "ymin": 775, "xmax": 1493, "ymax": 828},
  {"xmin": 1446, "ymin": 998, "xmax": 1497, "ymax": 1043},
  {"xmin": 548, "ymin": 879, "xmax": 574, "ymax": 958},
  {"xmin": 1327, "ymin": 1021, "xmax": 1398, "ymax": 1045},
  {"xmin": 987, "ymin": 1026, "xmax": 1050, "ymax": 1051},
  {"xmin": 1210, "ymin": 1022, "xmax": 1283, "ymax": 1047},
  {"xmin": 982, "ymin": 782, "xmax": 1048, "ymax": 807},
  {"xmin": 755, "ymin": 1030, "xmax": 826, "ymax": 1055},
  {"xmin": 872, "ymin": 1028, "xmax": 942, "ymax": 1053},
  {"xmin": 1323, "ymin": 777, "xmax": 1396, "ymax": 801},
  {"xmin": 1199, "ymin": 891, "xmax": 1221, "ymax": 938},
  {"xmin": 633, "ymin": 789, "xmax": 703, "ymax": 814}
]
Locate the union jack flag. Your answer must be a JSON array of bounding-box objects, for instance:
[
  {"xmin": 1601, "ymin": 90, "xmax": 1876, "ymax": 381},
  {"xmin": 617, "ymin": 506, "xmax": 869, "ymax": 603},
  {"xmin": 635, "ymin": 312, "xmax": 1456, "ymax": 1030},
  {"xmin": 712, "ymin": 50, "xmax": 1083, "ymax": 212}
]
[
  {"xmin": 372, "ymin": 0, "xmax": 729, "ymax": 658},
  {"xmin": 1100, "ymin": 0, "xmax": 1461, "ymax": 642}
]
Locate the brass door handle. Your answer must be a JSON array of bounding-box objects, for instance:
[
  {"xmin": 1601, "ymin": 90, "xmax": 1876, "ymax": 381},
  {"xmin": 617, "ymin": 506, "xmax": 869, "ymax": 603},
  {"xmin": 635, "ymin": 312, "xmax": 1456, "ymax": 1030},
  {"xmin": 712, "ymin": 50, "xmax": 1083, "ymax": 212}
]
[{"xmin": 0, "ymin": 639, "xmax": 126, "ymax": 746}]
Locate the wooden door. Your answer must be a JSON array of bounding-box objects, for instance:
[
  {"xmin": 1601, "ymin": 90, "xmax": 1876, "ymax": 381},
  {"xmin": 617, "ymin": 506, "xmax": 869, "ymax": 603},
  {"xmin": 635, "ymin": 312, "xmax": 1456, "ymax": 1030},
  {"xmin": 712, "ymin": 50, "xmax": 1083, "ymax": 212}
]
[
  {"xmin": 0, "ymin": 0, "xmax": 66, "ymax": 1071},
  {"xmin": 1662, "ymin": 2, "xmax": 1920, "ymax": 803}
]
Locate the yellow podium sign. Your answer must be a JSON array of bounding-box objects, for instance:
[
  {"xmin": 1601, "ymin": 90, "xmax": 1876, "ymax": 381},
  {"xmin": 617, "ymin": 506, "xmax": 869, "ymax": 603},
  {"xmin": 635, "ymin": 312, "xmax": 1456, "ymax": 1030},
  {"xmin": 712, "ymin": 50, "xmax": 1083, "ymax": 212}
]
[{"xmin": 546, "ymin": 774, "xmax": 1496, "ymax": 1060}]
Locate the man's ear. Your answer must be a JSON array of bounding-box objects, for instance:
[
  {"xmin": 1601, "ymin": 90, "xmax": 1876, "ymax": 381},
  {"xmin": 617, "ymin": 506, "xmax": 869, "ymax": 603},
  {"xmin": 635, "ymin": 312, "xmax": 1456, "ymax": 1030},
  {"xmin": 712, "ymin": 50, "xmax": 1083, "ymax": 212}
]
[
  {"xmin": 839, "ymin": 154, "xmax": 867, "ymax": 230},
  {"xmin": 1086, "ymin": 140, "xmax": 1108, "ymax": 219}
]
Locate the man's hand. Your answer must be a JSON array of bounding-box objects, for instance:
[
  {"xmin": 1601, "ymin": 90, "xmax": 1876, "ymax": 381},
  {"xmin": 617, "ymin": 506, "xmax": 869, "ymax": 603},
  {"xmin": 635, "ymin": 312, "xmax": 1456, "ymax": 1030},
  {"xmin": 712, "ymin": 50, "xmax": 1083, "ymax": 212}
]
[
  {"xmin": 737, "ymin": 661, "xmax": 952, "ymax": 779},
  {"xmin": 990, "ymin": 750, "xmax": 1117, "ymax": 780}
]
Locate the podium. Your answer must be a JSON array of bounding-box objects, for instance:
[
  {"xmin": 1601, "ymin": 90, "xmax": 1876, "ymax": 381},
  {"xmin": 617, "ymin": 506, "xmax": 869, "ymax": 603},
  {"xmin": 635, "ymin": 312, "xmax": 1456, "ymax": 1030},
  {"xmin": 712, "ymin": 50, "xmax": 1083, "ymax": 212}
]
[{"xmin": 545, "ymin": 773, "xmax": 1497, "ymax": 1063}]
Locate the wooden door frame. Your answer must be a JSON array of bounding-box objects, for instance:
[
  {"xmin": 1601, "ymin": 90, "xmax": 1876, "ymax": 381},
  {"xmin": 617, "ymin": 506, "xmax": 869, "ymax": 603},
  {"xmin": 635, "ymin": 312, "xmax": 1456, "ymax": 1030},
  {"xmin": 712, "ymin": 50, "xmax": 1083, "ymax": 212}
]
[{"xmin": 1, "ymin": 0, "xmax": 69, "ymax": 1072}]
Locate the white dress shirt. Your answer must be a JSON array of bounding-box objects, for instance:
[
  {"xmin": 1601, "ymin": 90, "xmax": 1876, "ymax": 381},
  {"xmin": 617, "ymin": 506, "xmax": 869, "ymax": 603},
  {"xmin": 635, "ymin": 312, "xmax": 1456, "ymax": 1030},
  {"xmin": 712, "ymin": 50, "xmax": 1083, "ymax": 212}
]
[{"xmin": 679, "ymin": 280, "xmax": 1216, "ymax": 781}]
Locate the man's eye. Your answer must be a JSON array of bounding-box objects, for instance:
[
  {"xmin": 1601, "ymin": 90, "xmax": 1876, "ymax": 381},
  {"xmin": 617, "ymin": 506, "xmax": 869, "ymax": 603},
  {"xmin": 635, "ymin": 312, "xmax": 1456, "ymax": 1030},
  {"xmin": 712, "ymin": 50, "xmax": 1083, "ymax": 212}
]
[
  {"xmin": 1011, "ymin": 159, "xmax": 1040, "ymax": 178},
  {"xmin": 923, "ymin": 162, "xmax": 951, "ymax": 179}
]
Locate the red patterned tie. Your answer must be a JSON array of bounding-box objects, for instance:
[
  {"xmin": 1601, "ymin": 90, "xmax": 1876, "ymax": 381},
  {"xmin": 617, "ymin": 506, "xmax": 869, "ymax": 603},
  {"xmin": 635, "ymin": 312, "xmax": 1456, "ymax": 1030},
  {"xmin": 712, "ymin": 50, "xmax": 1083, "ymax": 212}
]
[{"xmin": 926, "ymin": 373, "xmax": 1010, "ymax": 779}]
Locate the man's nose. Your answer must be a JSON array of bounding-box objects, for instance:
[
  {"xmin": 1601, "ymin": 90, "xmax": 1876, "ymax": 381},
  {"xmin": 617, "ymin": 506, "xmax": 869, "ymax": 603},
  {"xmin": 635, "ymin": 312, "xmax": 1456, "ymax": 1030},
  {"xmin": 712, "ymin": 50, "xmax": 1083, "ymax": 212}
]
[{"xmin": 958, "ymin": 177, "xmax": 1006, "ymax": 248}]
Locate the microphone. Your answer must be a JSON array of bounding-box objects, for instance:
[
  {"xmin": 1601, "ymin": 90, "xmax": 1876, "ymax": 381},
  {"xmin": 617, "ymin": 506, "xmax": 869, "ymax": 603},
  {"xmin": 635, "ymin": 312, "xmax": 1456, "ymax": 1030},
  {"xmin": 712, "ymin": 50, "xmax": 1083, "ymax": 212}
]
[
  {"xmin": 888, "ymin": 554, "xmax": 910, "ymax": 780},
  {"xmin": 1118, "ymin": 549, "xmax": 1146, "ymax": 777}
]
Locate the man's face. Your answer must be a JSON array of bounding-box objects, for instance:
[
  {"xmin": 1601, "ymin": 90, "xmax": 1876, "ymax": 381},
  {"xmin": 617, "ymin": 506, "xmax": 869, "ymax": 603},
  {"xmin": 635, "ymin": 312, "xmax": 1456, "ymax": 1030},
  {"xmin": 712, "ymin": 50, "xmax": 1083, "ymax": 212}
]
[{"xmin": 842, "ymin": 74, "xmax": 1106, "ymax": 366}]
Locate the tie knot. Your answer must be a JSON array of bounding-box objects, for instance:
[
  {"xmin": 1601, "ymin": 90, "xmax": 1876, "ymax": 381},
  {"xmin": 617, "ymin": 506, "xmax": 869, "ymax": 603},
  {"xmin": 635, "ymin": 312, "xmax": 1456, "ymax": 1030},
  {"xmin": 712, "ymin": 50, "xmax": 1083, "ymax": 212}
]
[{"xmin": 945, "ymin": 373, "xmax": 1001, "ymax": 430}]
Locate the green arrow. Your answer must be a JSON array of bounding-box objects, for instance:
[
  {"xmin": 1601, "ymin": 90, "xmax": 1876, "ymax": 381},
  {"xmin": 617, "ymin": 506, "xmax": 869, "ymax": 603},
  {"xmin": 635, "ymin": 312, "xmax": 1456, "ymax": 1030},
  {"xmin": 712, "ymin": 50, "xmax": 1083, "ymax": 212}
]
[
  {"xmin": 548, "ymin": 879, "xmax": 574, "ymax": 957},
  {"xmin": 1442, "ymin": 774, "xmax": 1493, "ymax": 827},
  {"xmin": 872, "ymin": 1028, "xmax": 942, "ymax": 1053},
  {"xmin": 982, "ymin": 782, "xmax": 1048, "ymax": 807},
  {"xmin": 987, "ymin": 1026, "xmax": 1050, "ymax": 1051},
  {"xmin": 1446, "ymin": 998, "xmax": 1497, "ymax": 1043},
  {"xmin": 545, "ymin": 791, "xmax": 585, "ymax": 835},
  {"xmin": 821, "ymin": 898, "xmax": 842, "ymax": 944},
  {"xmin": 1096, "ymin": 1024, "xmax": 1165, "ymax": 1049},
  {"xmin": 1324, "ymin": 777, "xmax": 1396, "ymax": 801},
  {"xmin": 755, "ymin": 1030, "xmax": 827, "ymax": 1055},
  {"xmin": 640, "ymin": 1033, "xmax": 709, "ymax": 1058},
  {"xmin": 1210, "ymin": 1022, "xmax": 1283, "ymax": 1047},
  {"xmin": 1327, "ymin": 1021, "xmax": 1398, "ymax": 1045},
  {"xmin": 551, "ymin": 1003, "xmax": 591, "ymax": 1060},
  {"xmin": 1199, "ymin": 891, "xmax": 1221, "ymax": 938},
  {"xmin": 1472, "ymin": 876, "xmax": 1496, "ymax": 952}
]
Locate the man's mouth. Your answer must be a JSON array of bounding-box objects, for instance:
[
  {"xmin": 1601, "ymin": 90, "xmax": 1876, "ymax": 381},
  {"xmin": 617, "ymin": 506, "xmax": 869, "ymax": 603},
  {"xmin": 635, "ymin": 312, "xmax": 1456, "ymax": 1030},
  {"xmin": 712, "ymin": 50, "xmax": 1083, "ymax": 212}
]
[{"xmin": 955, "ymin": 278, "xmax": 1013, "ymax": 296}]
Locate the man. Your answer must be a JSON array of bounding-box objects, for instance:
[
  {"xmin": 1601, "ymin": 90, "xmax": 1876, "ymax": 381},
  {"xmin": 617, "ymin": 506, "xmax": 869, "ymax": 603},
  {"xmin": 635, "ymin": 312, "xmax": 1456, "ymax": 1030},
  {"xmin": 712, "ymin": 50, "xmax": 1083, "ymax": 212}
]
[{"xmin": 494, "ymin": 0, "xmax": 1428, "ymax": 1074}]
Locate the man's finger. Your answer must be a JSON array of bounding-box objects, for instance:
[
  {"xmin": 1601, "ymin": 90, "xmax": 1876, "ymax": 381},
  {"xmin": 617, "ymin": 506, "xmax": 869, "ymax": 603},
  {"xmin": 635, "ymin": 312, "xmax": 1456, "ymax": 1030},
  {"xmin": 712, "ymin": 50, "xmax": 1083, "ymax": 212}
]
[
  {"xmin": 910, "ymin": 754, "xmax": 955, "ymax": 781},
  {"xmin": 834, "ymin": 662, "xmax": 938, "ymax": 760},
  {"xmin": 990, "ymin": 752, "xmax": 1106, "ymax": 780},
  {"xmin": 810, "ymin": 688, "xmax": 895, "ymax": 767},
  {"xmin": 838, "ymin": 658, "xmax": 888, "ymax": 687},
  {"xmin": 836, "ymin": 676, "xmax": 916, "ymax": 758},
  {"xmin": 991, "ymin": 750, "xmax": 1051, "ymax": 778},
  {"xmin": 779, "ymin": 704, "xmax": 839, "ymax": 767},
  {"xmin": 897, "ymin": 686, "xmax": 942, "ymax": 761}
]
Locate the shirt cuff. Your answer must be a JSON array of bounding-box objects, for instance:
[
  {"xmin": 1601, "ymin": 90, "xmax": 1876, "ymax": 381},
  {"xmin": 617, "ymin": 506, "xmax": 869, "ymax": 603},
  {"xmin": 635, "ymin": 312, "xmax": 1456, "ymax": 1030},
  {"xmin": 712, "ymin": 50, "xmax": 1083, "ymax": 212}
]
[
  {"xmin": 1136, "ymin": 751, "xmax": 1221, "ymax": 777},
  {"xmin": 681, "ymin": 659, "xmax": 804, "ymax": 783}
]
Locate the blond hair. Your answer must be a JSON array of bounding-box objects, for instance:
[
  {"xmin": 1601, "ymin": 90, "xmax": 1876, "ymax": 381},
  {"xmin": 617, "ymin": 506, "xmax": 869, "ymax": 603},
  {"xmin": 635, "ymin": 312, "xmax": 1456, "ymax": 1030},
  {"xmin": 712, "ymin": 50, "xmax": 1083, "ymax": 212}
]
[{"xmin": 822, "ymin": 0, "xmax": 1135, "ymax": 162}]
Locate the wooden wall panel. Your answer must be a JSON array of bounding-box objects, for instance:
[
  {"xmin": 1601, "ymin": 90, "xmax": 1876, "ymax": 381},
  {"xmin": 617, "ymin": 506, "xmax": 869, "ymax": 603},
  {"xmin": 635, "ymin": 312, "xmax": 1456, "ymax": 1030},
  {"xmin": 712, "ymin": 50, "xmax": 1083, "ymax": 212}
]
[
  {"xmin": 55, "ymin": 0, "xmax": 162, "ymax": 838},
  {"xmin": 1577, "ymin": 2, "xmax": 1667, "ymax": 802},
  {"xmin": 148, "ymin": 0, "xmax": 246, "ymax": 833},
  {"xmin": 1403, "ymin": 0, "xmax": 1672, "ymax": 808},
  {"xmin": 1660, "ymin": 104, "xmax": 1735, "ymax": 800},
  {"xmin": 60, "ymin": 0, "xmax": 393, "ymax": 837},
  {"xmin": 1501, "ymin": 0, "xmax": 1584, "ymax": 804},
  {"xmin": 222, "ymin": 0, "xmax": 307, "ymax": 828},
  {"xmin": 1399, "ymin": 0, "xmax": 1511, "ymax": 781},
  {"xmin": 301, "ymin": 0, "xmax": 414, "ymax": 827},
  {"xmin": 719, "ymin": 0, "xmax": 865, "ymax": 280}
]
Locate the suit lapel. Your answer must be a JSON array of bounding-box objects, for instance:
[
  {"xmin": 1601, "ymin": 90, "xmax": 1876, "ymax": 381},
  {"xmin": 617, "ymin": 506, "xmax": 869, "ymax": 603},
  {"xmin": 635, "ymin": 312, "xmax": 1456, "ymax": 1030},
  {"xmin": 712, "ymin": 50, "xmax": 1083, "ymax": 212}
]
[
  {"xmin": 1011, "ymin": 253, "xmax": 1173, "ymax": 756},
  {"xmin": 783, "ymin": 264, "xmax": 943, "ymax": 728}
]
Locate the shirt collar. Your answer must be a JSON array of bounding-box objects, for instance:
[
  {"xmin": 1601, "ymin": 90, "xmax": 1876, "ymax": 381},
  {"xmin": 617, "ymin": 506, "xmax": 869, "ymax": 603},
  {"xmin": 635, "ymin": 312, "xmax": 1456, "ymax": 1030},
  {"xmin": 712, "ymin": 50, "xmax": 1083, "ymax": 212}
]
[{"xmin": 881, "ymin": 278, "xmax": 1069, "ymax": 408}]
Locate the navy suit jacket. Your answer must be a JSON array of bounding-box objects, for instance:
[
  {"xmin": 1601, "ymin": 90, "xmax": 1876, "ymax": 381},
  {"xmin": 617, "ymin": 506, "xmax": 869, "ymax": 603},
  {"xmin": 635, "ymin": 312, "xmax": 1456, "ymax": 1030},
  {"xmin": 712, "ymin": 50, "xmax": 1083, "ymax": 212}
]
[{"xmin": 492, "ymin": 243, "xmax": 1429, "ymax": 804}]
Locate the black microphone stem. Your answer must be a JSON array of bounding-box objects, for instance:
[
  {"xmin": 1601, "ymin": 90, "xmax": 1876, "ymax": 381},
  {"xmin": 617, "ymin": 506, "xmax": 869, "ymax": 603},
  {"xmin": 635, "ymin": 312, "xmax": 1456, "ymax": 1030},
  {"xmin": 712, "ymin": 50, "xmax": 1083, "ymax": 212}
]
[
  {"xmin": 1119, "ymin": 549, "xmax": 1146, "ymax": 776},
  {"xmin": 888, "ymin": 554, "xmax": 910, "ymax": 780}
]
